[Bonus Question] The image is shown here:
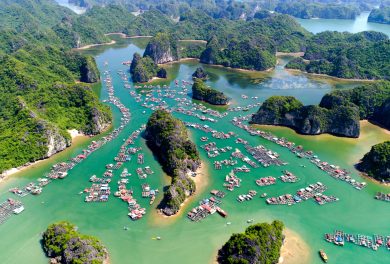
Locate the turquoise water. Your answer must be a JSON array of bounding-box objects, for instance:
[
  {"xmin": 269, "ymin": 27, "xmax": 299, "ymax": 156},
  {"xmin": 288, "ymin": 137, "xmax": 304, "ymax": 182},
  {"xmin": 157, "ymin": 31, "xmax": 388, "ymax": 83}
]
[
  {"xmin": 295, "ymin": 11, "xmax": 390, "ymax": 36},
  {"xmin": 0, "ymin": 37, "xmax": 388, "ymax": 264}
]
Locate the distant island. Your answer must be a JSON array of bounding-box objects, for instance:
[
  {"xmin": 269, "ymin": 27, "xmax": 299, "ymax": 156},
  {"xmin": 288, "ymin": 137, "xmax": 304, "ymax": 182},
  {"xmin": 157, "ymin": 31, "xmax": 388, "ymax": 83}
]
[
  {"xmin": 192, "ymin": 67, "xmax": 208, "ymax": 80},
  {"xmin": 357, "ymin": 141, "xmax": 390, "ymax": 183},
  {"xmin": 251, "ymin": 82, "xmax": 390, "ymax": 137},
  {"xmin": 217, "ymin": 220, "xmax": 284, "ymax": 264},
  {"xmin": 192, "ymin": 79, "xmax": 230, "ymax": 105},
  {"xmin": 286, "ymin": 31, "xmax": 390, "ymax": 80},
  {"xmin": 42, "ymin": 221, "xmax": 109, "ymax": 264},
  {"xmin": 144, "ymin": 110, "xmax": 200, "ymax": 216},
  {"xmin": 368, "ymin": 7, "xmax": 390, "ymax": 25}
]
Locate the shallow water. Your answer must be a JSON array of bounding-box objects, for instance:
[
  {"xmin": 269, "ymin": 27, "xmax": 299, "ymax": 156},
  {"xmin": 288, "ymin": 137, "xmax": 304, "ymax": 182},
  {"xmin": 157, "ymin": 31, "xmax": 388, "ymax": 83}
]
[{"xmin": 0, "ymin": 36, "xmax": 389, "ymax": 264}]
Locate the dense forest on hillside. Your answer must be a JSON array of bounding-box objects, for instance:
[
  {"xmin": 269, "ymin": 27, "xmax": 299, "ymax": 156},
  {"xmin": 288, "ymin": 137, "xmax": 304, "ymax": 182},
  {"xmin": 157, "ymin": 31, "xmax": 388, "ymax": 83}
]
[
  {"xmin": 357, "ymin": 141, "xmax": 390, "ymax": 182},
  {"xmin": 217, "ymin": 220, "xmax": 284, "ymax": 264},
  {"xmin": 368, "ymin": 6, "xmax": 390, "ymax": 25},
  {"xmin": 0, "ymin": 0, "xmax": 112, "ymax": 173},
  {"xmin": 68, "ymin": 0, "xmax": 380, "ymax": 20},
  {"xmin": 286, "ymin": 31, "xmax": 390, "ymax": 80},
  {"xmin": 144, "ymin": 110, "xmax": 200, "ymax": 215},
  {"xmin": 42, "ymin": 221, "xmax": 108, "ymax": 263},
  {"xmin": 251, "ymin": 82, "xmax": 390, "ymax": 137},
  {"xmin": 275, "ymin": 1, "xmax": 361, "ymax": 19}
]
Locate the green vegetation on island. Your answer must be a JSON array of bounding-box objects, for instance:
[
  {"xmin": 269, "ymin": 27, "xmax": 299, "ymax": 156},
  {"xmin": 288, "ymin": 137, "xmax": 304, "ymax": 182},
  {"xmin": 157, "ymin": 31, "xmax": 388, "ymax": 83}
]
[
  {"xmin": 251, "ymin": 95, "xmax": 361, "ymax": 137},
  {"xmin": 275, "ymin": 1, "xmax": 361, "ymax": 19},
  {"xmin": 192, "ymin": 79, "xmax": 230, "ymax": 105},
  {"xmin": 42, "ymin": 221, "xmax": 108, "ymax": 264},
  {"xmin": 286, "ymin": 31, "xmax": 390, "ymax": 80},
  {"xmin": 200, "ymin": 37, "xmax": 276, "ymax": 71},
  {"xmin": 368, "ymin": 6, "xmax": 390, "ymax": 25},
  {"xmin": 143, "ymin": 32, "xmax": 178, "ymax": 64},
  {"xmin": 252, "ymin": 82, "xmax": 390, "ymax": 137},
  {"xmin": 144, "ymin": 110, "xmax": 200, "ymax": 215},
  {"xmin": 0, "ymin": 0, "xmax": 112, "ymax": 173},
  {"xmin": 217, "ymin": 220, "xmax": 284, "ymax": 264},
  {"xmin": 130, "ymin": 52, "xmax": 167, "ymax": 83},
  {"xmin": 357, "ymin": 141, "xmax": 390, "ymax": 182},
  {"xmin": 319, "ymin": 81, "xmax": 390, "ymax": 130}
]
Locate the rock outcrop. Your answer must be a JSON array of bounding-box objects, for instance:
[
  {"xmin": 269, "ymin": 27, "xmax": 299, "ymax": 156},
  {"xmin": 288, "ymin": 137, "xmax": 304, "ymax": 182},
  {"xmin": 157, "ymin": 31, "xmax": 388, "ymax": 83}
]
[
  {"xmin": 251, "ymin": 96, "xmax": 360, "ymax": 137},
  {"xmin": 357, "ymin": 141, "xmax": 390, "ymax": 182},
  {"xmin": 42, "ymin": 221, "xmax": 109, "ymax": 264},
  {"xmin": 130, "ymin": 52, "xmax": 167, "ymax": 83},
  {"xmin": 192, "ymin": 67, "xmax": 209, "ymax": 80},
  {"xmin": 79, "ymin": 56, "xmax": 100, "ymax": 83},
  {"xmin": 192, "ymin": 79, "xmax": 230, "ymax": 105},
  {"xmin": 143, "ymin": 32, "xmax": 178, "ymax": 64},
  {"xmin": 43, "ymin": 123, "xmax": 71, "ymax": 157},
  {"xmin": 144, "ymin": 110, "xmax": 200, "ymax": 216}
]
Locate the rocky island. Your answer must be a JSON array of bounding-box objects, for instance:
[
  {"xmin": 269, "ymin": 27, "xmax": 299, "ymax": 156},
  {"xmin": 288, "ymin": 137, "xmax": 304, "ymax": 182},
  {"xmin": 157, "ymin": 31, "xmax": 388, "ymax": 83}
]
[
  {"xmin": 251, "ymin": 96, "xmax": 360, "ymax": 137},
  {"xmin": 285, "ymin": 31, "xmax": 390, "ymax": 80},
  {"xmin": 357, "ymin": 141, "xmax": 390, "ymax": 183},
  {"xmin": 143, "ymin": 32, "xmax": 179, "ymax": 64},
  {"xmin": 368, "ymin": 7, "xmax": 390, "ymax": 25},
  {"xmin": 252, "ymin": 82, "xmax": 390, "ymax": 138},
  {"xmin": 192, "ymin": 79, "xmax": 230, "ymax": 105},
  {"xmin": 144, "ymin": 110, "xmax": 200, "ymax": 216},
  {"xmin": 217, "ymin": 220, "xmax": 284, "ymax": 264},
  {"xmin": 192, "ymin": 67, "xmax": 209, "ymax": 80},
  {"xmin": 130, "ymin": 52, "xmax": 167, "ymax": 83},
  {"xmin": 42, "ymin": 221, "xmax": 109, "ymax": 264}
]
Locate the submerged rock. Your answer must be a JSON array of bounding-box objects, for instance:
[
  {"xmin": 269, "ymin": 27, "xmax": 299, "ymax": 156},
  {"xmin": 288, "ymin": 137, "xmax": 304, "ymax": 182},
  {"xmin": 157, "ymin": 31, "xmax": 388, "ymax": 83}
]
[{"xmin": 192, "ymin": 67, "xmax": 209, "ymax": 80}]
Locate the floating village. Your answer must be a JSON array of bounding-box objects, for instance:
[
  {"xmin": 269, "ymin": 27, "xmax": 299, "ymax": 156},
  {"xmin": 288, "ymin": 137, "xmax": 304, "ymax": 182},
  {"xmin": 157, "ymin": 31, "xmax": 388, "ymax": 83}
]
[{"xmin": 3, "ymin": 59, "xmax": 389, "ymax": 257}]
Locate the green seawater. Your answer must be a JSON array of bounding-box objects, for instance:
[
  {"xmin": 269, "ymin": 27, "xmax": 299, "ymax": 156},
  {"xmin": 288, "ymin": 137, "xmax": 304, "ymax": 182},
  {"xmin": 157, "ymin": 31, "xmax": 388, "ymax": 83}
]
[{"xmin": 0, "ymin": 37, "xmax": 389, "ymax": 264}]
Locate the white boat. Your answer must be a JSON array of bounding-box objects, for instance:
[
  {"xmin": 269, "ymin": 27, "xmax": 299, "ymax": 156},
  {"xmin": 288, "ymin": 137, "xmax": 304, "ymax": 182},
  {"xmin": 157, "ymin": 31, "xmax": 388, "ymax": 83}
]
[{"xmin": 13, "ymin": 206, "xmax": 25, "ymax": 214}]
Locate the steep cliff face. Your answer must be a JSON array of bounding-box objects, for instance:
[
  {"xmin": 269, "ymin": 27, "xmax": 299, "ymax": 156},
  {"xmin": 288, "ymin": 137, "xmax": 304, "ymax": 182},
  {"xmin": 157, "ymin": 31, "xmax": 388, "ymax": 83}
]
[
  {"xmin": 89, "ymin": 107, "xmax": 111, "ymax": 134},
  {"xmin": 373, "ymin": 98, "xmax": 390, "ymax": 130},
  {"xmin": 130, "ymin": 52, "xmax": 167, "ymax": 83},
  {"xmin": 80, "ymin": 56, "xmax": 100, "ymax": 83},
  {"xmin": 192, "ymin": 79, "xmax": 230, "ymax": 105},
  {"xmin": 143, "ymin": 32, "xmax": 178, "ymax": 64},
  {"xmin": 251, "ymin": 96, "xmax": 360, "ymax": 137},
  {"xmin": 144, "ymin": 110, "xmax": 200, "ymax": 216},
  {"xmin": 357, "ymin": 141, "xmax": 390, "ymax": 182},
  {"xmin": 38, "ymin": 122, "xmax": 71, "ymax": 158}
]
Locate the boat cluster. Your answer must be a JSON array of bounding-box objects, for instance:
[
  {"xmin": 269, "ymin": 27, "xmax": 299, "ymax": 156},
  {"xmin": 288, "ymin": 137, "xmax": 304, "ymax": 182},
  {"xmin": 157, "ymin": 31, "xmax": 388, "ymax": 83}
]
[
  {"xmin": 375, "ymin": 192, "xmax": 390, "ymax": 202},
  {"xmin": 187, "ymin": 196, "xmax": 227, "ymax": 221},
  {"xmin": 223, "ymin": 171, "xmax": 242, "ymax": 191},
  {"xmin": 0, "ymin": 199, "xmax": 24, "ymax": 225},
  {"xmin": 266, "ymin": 182, "xmax": 339, "ymax": 206},
  {"xmin": 200, "ymin": 142, "xmax": 233, "ymax": 158},
  {"xmin": 325, "ymin": 230, "xmax": 390, "ymax": 251},
  {"xmin": 237, "ymin": 190, "xmax": 257, "ymax": 202},
  {"xmin": 231, "ymin": 116, "xmax": 367, "ymax": 190}
]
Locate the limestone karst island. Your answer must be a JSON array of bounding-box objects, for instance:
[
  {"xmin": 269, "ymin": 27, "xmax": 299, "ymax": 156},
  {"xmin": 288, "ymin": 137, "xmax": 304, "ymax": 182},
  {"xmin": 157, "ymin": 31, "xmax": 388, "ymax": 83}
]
[{"xmin": 0, "ymin": 0, "xmax": 389, "ymax": 263}]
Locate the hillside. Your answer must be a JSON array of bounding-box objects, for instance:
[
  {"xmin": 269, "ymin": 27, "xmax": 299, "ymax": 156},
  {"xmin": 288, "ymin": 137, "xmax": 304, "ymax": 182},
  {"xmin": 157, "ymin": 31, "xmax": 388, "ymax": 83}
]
[
  {"xmin": 144, "ymin": 110, "xmax": 200, "ymax": 216},
  {"xmin": 357, "ymin": 141, "xmax": 390, "ymax": 182}
]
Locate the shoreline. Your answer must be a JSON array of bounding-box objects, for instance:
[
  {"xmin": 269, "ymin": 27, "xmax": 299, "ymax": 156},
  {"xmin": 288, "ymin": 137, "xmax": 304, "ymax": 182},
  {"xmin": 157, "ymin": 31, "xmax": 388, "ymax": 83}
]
[
  {"xmin": 286, "ymin": 68, "xmax": 376, "ymax": 82},
  {"xmin": 150, "ymin": 161, "xmax": 209, "ymax": 226},
  {"xmin": 0, "ymin": 132, "xmax": 89, "ymax": 184},
  {"xmin": 278, "ymin": 228, "xmax": 310, "ymax": 264},
  {"xmin": 0, "ymin": 124, "xmax": 112, "ymax": 185},
  {"xmin": 75, "ymin": 40, "xmax": 116, "ymax": 50},
  {"xmin": 104, "ymin": 32, "xmax": 153, "ymax": 39},
  {"xmin": 276, "ymin": 52, "xmax": 304, "ymax": 57}
]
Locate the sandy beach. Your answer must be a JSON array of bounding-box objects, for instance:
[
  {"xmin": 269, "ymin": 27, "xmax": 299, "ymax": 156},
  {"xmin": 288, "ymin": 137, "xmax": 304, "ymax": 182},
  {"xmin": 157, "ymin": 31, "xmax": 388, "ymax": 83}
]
[
  {"xmin": 75, "ymin": 40, "xmax": 116, "ymax": 50},
  {"xmin": 150, "ymin": 161, "xmax": 209, "ymax": 226},
  {"xmin": 0, "ymin": 129, "xmax": 88, "ymax": 184},
  {"xmin": 278, "ymin": 229, "xmax": 310, "ymax": 264}
]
